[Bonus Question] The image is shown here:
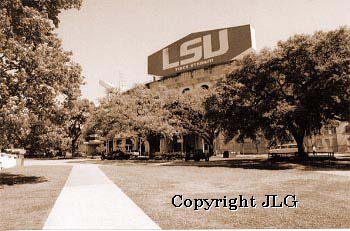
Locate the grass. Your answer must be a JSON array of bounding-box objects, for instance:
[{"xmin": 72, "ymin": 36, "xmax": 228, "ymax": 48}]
[
  {"xmin": 100, "ymin": 158, "xmax": 350, "ymax": 229},
  {"xmin": 0, "ymin": 165, "xmax": 72, "ymax": 230}
]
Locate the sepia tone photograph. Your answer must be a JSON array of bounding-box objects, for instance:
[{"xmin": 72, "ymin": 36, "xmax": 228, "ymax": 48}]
[{"xmin": 1, "ymin": 0, "xmax": 350, "ymax": 230}]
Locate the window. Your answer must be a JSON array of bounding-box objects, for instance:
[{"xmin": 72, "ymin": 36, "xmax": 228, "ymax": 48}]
[
  {"xmin": 182, "ymin": 88, "xmax": 190, "ymax": 94},
  {"xmin": 345, "ymin": 126, "xmax": 350, "ymax": 134},
  {"xmin": 201, "ymin": 85, "xmax": 209, "ymax": 90},
  {"xmin": 125, "ymin": 145, "xmax": 132, "ymax": 152},
  {"xmin": 328, "ymin": 127, "xmax": 336, "ymax": 135}
]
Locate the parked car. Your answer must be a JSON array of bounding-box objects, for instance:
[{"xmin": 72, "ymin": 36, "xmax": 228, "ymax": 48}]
[
  {"xmin": 101, "ymin": 150, "xmax": 130, "ymax": 160},
  {"xmin": 128, "ymin": 151, "xmax": 140, "ymax": 160},
  {"xmin": 185, "ymin": 149, "xmax": 210, "ymax": 161},
  {"xmin": 161, "ymin": 152, "xmax": 184, "ymax": 160},
  {"xmin": 74, "ymin": 151, "xmax": 86, "ymax": 157},
  {"xmin": 137, "ymin": 155, "xmax": 149, "ymax": 160}
]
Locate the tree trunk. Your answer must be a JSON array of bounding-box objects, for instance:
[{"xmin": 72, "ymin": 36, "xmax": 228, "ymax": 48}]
[
  {"xmin": 71, "ymin": 139, "xmax": 77, "ymax": 157},
  {"xmin": 146, "ymin": 133, "xmax": 160, "ymax": 158},
  {"xmin": 28, "ymin": 146, "xmax": 36, "ymax": 158},
  {"xmin": 293, "ymin": 134, "xmax": 307, "ymax": 158}
]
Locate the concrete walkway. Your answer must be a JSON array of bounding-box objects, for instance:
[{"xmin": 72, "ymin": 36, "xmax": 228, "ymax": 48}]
[{"xmin": 43, "ymin": 164, "xmax": 160, "ymax": 230}]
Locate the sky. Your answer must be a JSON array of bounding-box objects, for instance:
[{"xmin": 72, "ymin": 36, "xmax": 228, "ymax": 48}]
[{"xmin": 56, "ymin": 0, "xmax": 350, "ymax": 102}]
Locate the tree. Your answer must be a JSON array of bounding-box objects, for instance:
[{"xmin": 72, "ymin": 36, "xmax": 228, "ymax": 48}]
[
  {"xmin": 0, "ymin": 0, "xmax": 84, "ymax": 153},
  {"xmin": 65, "ymin": 99, "xmax": 93, "ymax": 156},
  {"xmin": 86, "ymin": 85, "xmax": 182, "ymax": 154},
  {"xmin": 165, "ymin": 88, "xmax": 217, "ymax": 154},
  {"xmin": 23, "ymin": 116, "xmax": 68, "ymax": 156},
  {"xmin": 206, "ymin": 27, "xmax": 350, "ymax": 156},
  {"xmin": 88, "ymin": 85, "xmax": 221, "ymax": 155},
  {"xmin": 125, "ymin": 85, "xmax": 182, "ymax": 139}
]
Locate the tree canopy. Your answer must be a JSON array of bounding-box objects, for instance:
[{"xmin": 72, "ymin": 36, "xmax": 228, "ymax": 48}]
[
  {"xmin": 86, "ymin": 84, "xmax": 217, "ymax": 154},
  {"xmin": 206, "ymin": 27, "xmax": 350, "ymax": 155},
  {"xmin": 165, "ymin": 88, "xmax": 217, "ymax": 151},
  {"xmin": 65, "ymin": 98, "xmax": 93, "ymax": 155},
  {"xmin": 0, "ymin": 0, "xmax": 84, "ymax": 153},
  {"xmin": 86, "ymin": 85, "xmax": 183, "ymax": 142}
]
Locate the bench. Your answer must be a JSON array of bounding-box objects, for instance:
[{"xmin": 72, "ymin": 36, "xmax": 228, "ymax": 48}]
[
  {"xmin": 268, "ymin": 152, "xmax": 297, "ymax": 159},
  {"xmin": 309, "ymin": 151, "xmax": 335, "ymax": 158}
]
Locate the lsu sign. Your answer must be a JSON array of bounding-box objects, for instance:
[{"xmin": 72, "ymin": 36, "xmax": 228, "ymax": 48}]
[{"xmin": 148, "ymin": 24, "xmax": 256, "ymax": 76}]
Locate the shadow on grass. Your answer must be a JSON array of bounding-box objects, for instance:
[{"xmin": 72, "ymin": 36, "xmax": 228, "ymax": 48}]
[
  {"xmin": 71, "ymin": 155, "xmax": 350, "ymax": 171},
  {"xmin": 70, "ymin": 159, "xmax": 173, "ymax": 165},
  {"xmin": 165, "ymin": 156, "xmax": 350, "ymax": 171},
  {"xmin": 0, "ymin": 173, "xmax": 47, "ymax": 186},
  {"xmin": 166, "ymin": 159, "xmax": 294, "ymax": 170}
]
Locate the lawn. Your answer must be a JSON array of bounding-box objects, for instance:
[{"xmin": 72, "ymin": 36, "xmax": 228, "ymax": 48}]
[
  {"xmin": 0, "ymin": 165, "xmax": 72, "ymax": 230},
  {"xmin": 100, "ymin": 159, "xmax": 350, "ymax": 229}
]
